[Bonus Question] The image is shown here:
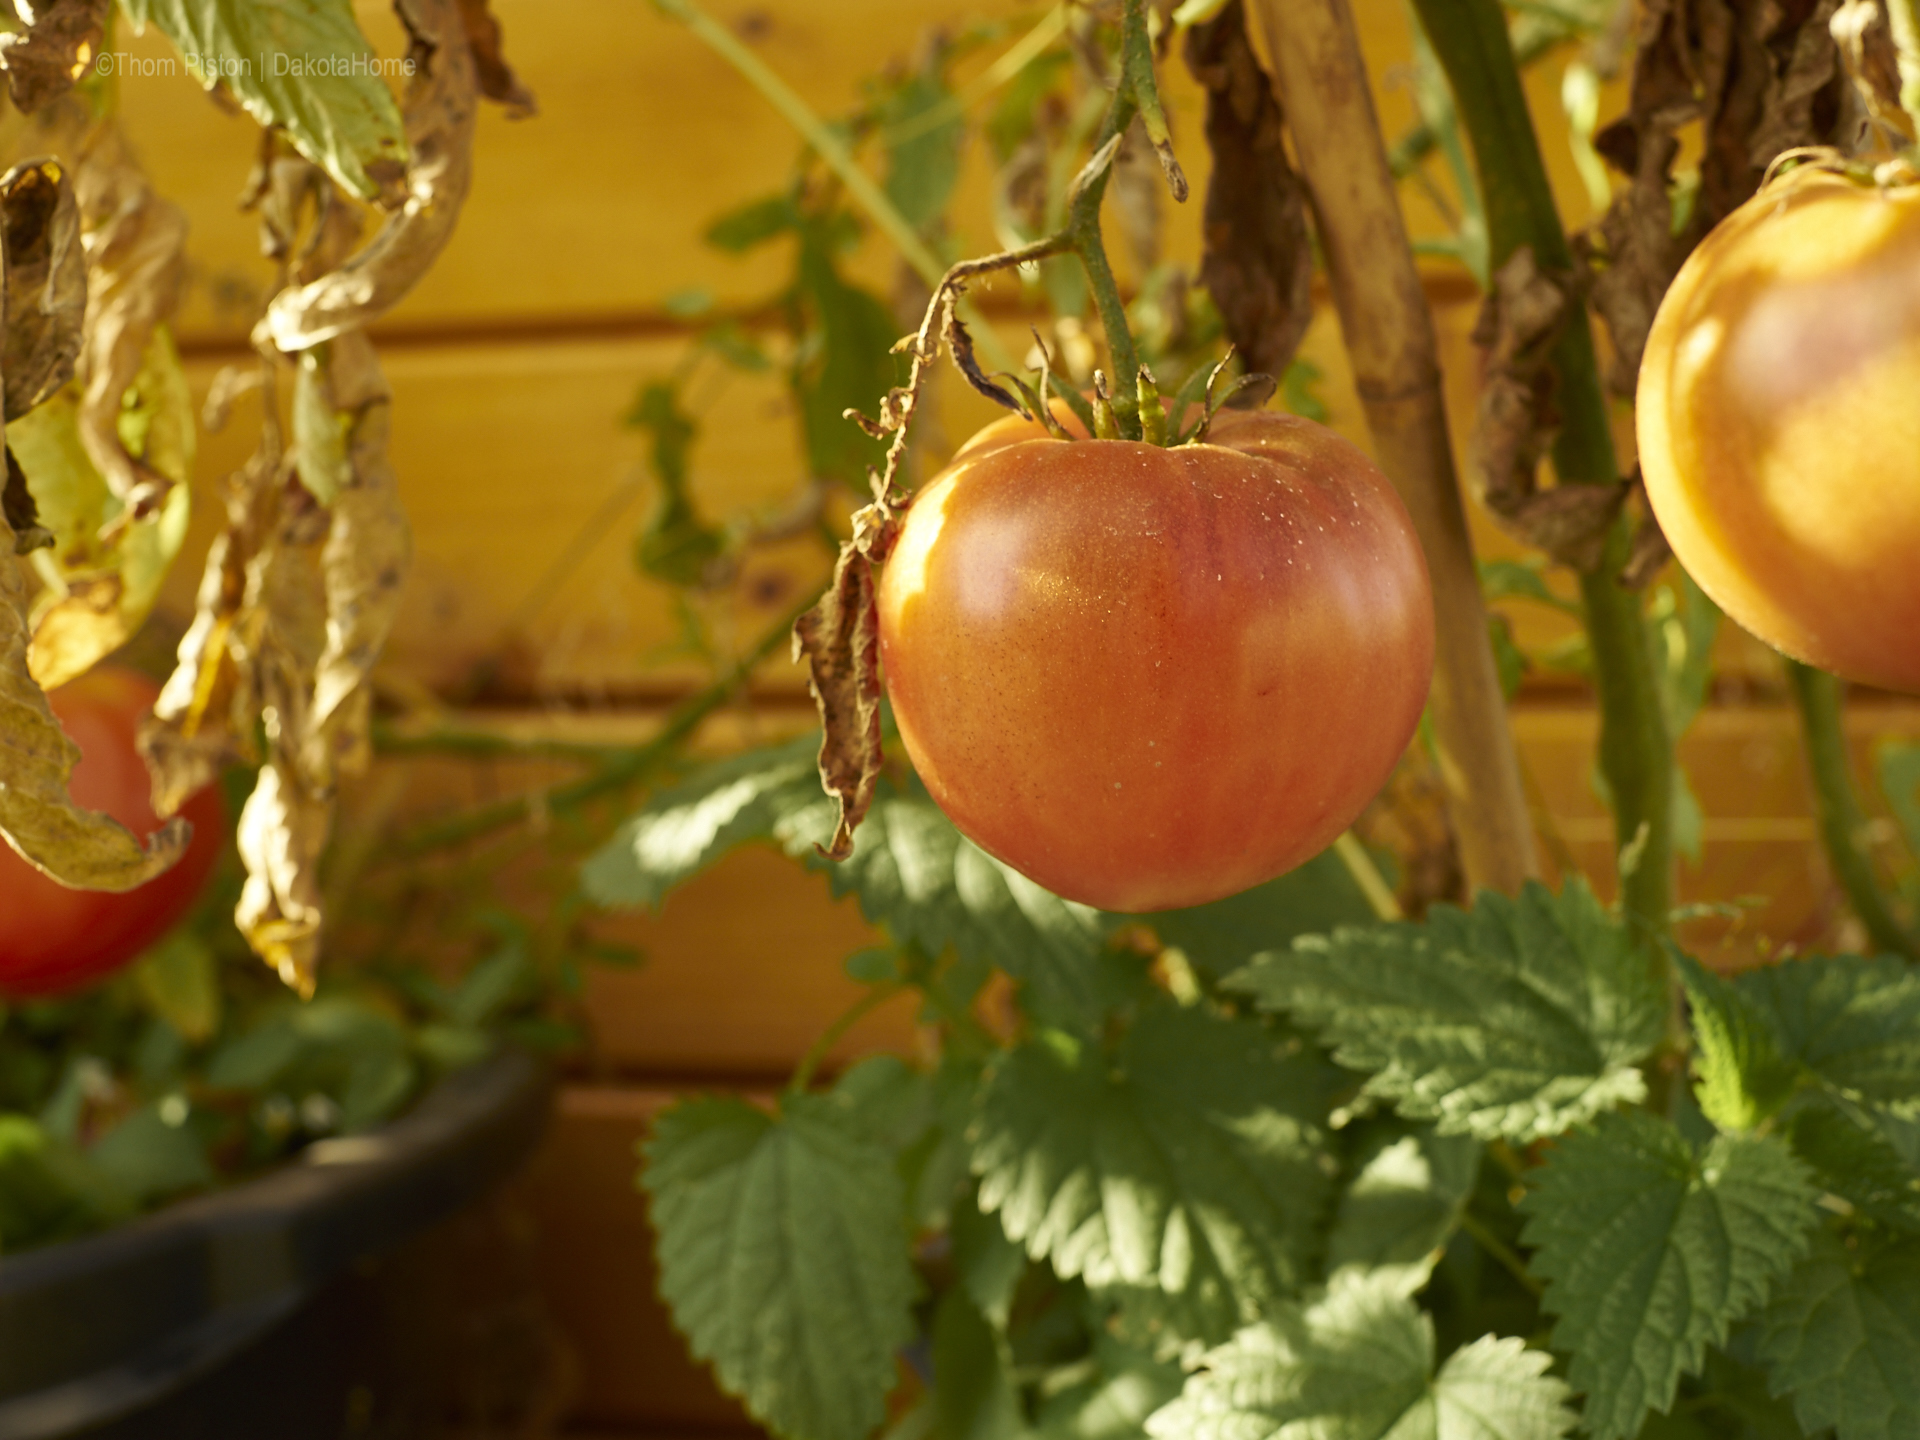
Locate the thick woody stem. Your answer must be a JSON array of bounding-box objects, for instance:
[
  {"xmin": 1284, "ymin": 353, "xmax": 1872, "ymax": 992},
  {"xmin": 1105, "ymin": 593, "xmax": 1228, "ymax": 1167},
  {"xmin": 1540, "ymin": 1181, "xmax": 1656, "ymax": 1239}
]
[{"xmin": 1242, "ymin": 0, "xmax": 1540, "ymax": 897}]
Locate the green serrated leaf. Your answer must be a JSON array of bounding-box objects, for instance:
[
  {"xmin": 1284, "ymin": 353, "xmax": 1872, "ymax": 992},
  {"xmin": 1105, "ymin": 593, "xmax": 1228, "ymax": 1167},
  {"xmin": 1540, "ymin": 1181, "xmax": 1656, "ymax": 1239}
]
[
  {"xmin": 1145, "ymin": 1272, "xmax": 1576, "ymax": 1440},
  {"xmin": 582, "ymin": 739, "xmax": 1118, "ymax": 1024},
  {"xmin": 793, "ymin": 216, "xmax": 898, "ymax": 488},
  {"xmin": 119, "ymin": 0, "xmax": 408, "ymax": 204},
  {"xmin": 1519, "ymin": 1112, "xmax": 1819, "ymax": 1440},
  {"xmin": 579, "ymin": 735, "xmax": 823, "ymax": 909},
  {"xmin": 644, "ymin": 1093, "xmax": 918, "ymax": 1440},
  {"xmin": 1675, "ymin": 951, "xmax": 1801, "ymax": 1132},
  {"xmin": 1781, "ymin": 1089, "xmax": 1920, "ymax": 1235},
  {"xmin": 882, "ymin": 65, "xmax": 963, "ymax": 230},
  {"xmin": 1035, "ymin": 1333, "xmax": 1182, "ymax": 1440},
  {"xmin": 1324, "ymin": 1125, "xmax": 1480, "ymax": 1296},
  {"xmin": 1733, "ymin": 954, "xmax": 1920, "ymax": 1108},
  {"xmin": 973, "ymin": 1004, "xmax": 1336, "ymax": 1348},
  {"xmin": 1756, "ymin": 1228, "xmax": 1920, "ymax": 1440},
  {"xmin": 795, "ymin": 784, "xmax": 1114, "ymax": 1027},
  {"xmin": 1149, "ymin": 848, "xmax": 1378, "ymax": 984},
  {"xmin": 1229, "ymin": 880, "xmax": 1667, "ymax": 1142}
]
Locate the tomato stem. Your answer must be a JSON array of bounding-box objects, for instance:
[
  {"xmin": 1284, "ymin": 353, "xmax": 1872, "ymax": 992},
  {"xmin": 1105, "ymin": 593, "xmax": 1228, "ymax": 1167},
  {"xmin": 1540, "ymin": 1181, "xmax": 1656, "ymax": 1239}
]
[
  {"xmin": 1785, "ymin": 659, "xmax": 1920, "ymax": 963},
  {"xmin": 1413, "ymin": 0, "xmax": 1676, "ymax": 951}
]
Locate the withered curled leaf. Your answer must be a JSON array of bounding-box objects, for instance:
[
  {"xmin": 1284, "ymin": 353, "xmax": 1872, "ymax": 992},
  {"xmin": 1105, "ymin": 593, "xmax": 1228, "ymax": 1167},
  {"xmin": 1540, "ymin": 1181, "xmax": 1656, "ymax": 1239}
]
[
  {"xmin": 263, "ymin": 0, "xmax": 478, "ymax": 351},
  {"xmin": 454, "ymin": 0, "xmax": 537, "ymax": 118},
  {"xmin": 295, "ymin": 331, "xmax": 409, "ymax": 794},
  {"xmin": 1471, "ymin": 246, "xmax": 1625, "ymax": 571},
  {"xmin": 141, "ymin": 437, "xmax": 275, "ymax": 819},
  {"xmin": 1, "ymin": 157, "xmax": 86, "ymax": 421},
  {"xmin": 72, "ymin": 123, "xmax": 189, "ymax": 517},
  {"xmin": 1, "ymin": 507, "xmax": 191, "ymax": 890},
  {"xmin": 235, "ymin": 758, "xmax": 330, "ymax": 997},
  {"xmin": 1582, "ymin": 0, "xmax": 1850, "ymax": 392},
  {"xmin": 793, "ymin": 504, "xmax": 897, "ymax": 861},
  {"xmin": 0, "ymin": 0, "xmax": 110, "ymax": 114},
  {"xmin": 1185, "ymin": 0, "xmax": 1313, "ymax": 380}
]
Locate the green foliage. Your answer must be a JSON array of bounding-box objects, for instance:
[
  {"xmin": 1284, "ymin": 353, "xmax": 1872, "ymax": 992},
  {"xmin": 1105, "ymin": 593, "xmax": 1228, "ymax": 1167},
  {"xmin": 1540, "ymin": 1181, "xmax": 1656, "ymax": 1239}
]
[
  {"xmin": 119, "ymin": 0, "xmax": 408, "ymax": 203},
  {"xmin": 1147, "ymin": 849, "xmax": 1378, "ymax": 984},
  {"xmin": 1322, "ymin": 1125, "xmax": 1480, "ymax": 1296},
  {"xmin": 1519, "ymin": 1112, "xmax": 1819, "ymax": 1440},
  {"xmin": 1228, "ymin": 881, "xmax": 1668, "ymax": 1142},
  {"xmin": 1756, "ymin": 1229, "xmax": 1920, "ymax": 1440},
  {"xmin": 581, "ymin": 736, "xmax": 1119, "ymax": 1024},
  {"xmin": 879, "ymin": 52, "xmax": 964, "ymax": 231},
  {"xmin": 642, "ymin": 1093, "xmax": 919, "ymax": 1440},
  {"xmin": 1145, "ymin": 1272, "xmax": 1576, "ymax": 1440},
  {"xmin": 1731, "ymin": 954, "xmax": 1920, "ymax": 1107},
  {"xmin": 629, "ymin": 380, "xmax": 726, "ymax": 586},
  {"xmin": 972, "ymin": 1003, "xmax": 1336, "ymax": 1348}
]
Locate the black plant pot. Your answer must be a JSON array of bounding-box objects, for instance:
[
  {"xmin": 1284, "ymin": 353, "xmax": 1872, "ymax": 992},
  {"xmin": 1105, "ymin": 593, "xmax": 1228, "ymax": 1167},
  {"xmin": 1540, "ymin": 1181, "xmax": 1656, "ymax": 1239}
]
[{"xmin": 0, "ymin": 1049, "xmax": 551, "ymax": 1440}]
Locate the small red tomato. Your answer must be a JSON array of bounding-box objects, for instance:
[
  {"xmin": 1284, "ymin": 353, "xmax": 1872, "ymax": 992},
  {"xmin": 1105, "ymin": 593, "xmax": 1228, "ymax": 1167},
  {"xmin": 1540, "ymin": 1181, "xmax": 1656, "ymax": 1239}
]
[
  {"xmin": 876, "ymin": 407, "xmax": 1434, "ymax": 912},
  {"xmin": 0, "ymin": 667, "xmax": 225, "ymax": 998}
]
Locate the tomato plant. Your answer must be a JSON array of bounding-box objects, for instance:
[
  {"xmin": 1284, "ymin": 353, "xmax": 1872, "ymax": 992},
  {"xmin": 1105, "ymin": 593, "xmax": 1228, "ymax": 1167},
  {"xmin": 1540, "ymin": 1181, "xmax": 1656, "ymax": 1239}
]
[
  {"xmin": 875, "ymin": 407, "xmax": 1434, "ymax": 912},
  {"xmin": 0, "ymin": 668, "xmax": 224, "ymax": 999},
  {"xmin": 1638, "ymin": 167, "xmax": 1920, "ymax": 694}
]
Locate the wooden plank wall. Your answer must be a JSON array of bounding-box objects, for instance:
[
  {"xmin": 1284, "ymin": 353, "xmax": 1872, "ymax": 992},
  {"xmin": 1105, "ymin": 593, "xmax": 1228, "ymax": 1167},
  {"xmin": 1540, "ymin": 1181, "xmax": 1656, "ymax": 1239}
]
[{"xmin": 14, "ymin": 1, "xmax": 1920, "ymax": 1431}]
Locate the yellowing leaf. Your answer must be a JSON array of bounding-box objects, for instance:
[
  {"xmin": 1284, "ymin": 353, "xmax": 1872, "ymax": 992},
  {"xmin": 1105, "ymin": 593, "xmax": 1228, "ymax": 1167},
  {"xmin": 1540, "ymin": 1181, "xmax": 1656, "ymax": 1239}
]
[
  {"xmin": 13, "ymin": 328, "xmax": 195, "ymax": 690},
  {"xmin": 1, "ymin": 511, "xmax": 189, "ymax": 891}
]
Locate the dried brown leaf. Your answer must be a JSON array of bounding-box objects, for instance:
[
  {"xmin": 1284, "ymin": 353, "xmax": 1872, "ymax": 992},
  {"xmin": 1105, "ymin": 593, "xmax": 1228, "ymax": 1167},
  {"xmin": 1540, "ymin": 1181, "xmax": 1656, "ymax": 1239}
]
[
  {"xmin": 71, "ymin": 124, "xmax": 187, "ymax": 517},
  {"xmin": 1471, "ymin": 247, "xmax": 1625, "ymax": 570},
  {"xmin": 1, "ymin": 507, "xmax": 191, "ymax": 890},
  {"xmin": 262, "ymin": 0, "xmax": 478, "ymax": 351},
  {"xmin": 1583, "ymin": 0, "xmax": 1851, "ymax": 392},
  {"xmin": 0, "ymin": 0, "xmax": 109, "ymax": 114},
  {"xmin": 454, "ymin": 0, "xmax": 537, "ymax": 118},
  {"xmin": 1, "ymin": 157, "xmax": 85, "ymax": 420},
  {"xmin": 1184, "ymin": 0, "xmax": 1313, "ymax": 380},
  {"xmin": 235, "ymin": 758, "xmax": 330, "ymax": 997},
  {"xmin": 793, "ymin": 504, "xmax": 896, "ymax": 861}
]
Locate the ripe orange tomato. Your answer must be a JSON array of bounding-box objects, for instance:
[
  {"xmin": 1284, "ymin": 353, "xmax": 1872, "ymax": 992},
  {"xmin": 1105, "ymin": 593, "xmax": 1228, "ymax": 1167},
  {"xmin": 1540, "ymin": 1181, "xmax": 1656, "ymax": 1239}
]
[
  {"xmin": 0, "ymin": 667, "xmax": 225, "ymax": 998},
  {"xmin": 1638, "ymin": 168, "xmax": 1920, "ymax": 693},
  {"xmin": 875, "ymin": 406, "xmax": 1434, "ymax": 912}
]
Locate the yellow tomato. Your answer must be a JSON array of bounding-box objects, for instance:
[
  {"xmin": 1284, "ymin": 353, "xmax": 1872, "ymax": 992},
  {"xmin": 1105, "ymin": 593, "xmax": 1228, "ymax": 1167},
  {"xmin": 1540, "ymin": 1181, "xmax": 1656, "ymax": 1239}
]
[{"xmin": 1638, "ymin": 167, "xmax": 1920, "ymax": 693}]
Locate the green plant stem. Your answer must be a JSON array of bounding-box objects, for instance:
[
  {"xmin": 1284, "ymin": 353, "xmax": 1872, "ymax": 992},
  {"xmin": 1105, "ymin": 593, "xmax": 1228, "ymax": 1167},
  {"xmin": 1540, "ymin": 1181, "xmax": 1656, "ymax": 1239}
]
[
  {"xmin": 1457, "ymin": 1205, "xmax": 1544, "ymax": 1297},
  {"xmin": 1413, "ymin": 0, "xmax": 1674, "ymax": 947},
  {"xmin": 1786, "ymin": 659, "xmax": 1920, "ymax": 962},
  {"xmin": 653, "ymin": 0, "xmax": 1016, "ymax": 373},
  {"xmin": 388, "ymin": 597, "xmax": 810, "ymax": 858},
  {"xmin": 1067, "ymin": 117, "xmax": 1143, "ymax": 438},
  {"xmin": 787, "ymin": 983, "xmax": 903, "ymax": 1093}
]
